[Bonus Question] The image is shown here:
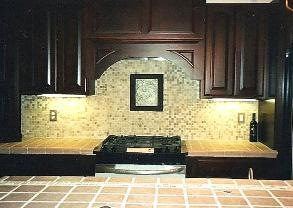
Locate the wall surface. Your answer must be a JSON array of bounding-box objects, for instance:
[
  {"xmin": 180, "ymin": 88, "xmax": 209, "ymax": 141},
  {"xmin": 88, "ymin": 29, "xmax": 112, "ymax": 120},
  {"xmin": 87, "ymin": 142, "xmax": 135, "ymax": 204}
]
[{"xmin": 21, "ymin": 60, "xmax": 258, "ymax": 140}]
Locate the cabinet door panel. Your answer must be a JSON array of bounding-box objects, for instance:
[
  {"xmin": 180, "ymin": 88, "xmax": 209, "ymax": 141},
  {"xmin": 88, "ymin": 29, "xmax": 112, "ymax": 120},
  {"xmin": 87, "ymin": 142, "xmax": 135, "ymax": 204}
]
[
  {"xmin": 186, "ymin": 157, "xmax": 278, "ymax": 179},
  {"xmin": 234, "ymin": 7, "xmax": 261, "ymax": 97},
  {"xmin": 0, "ymin": 20, "xmax": 21, "ymax": 141},
  {"xmin": 57, "ymin": 6, "xmax": 85, "ymax": 94},
  {"xmin": 93, "ymin": 0, "xmax": 144, "ymax": 34},
  {"xmin": 265, "ymin": 7, "xmax": 279, "ymax": 98},
  {"xmin": 32, "ymin": 9, "xmax": 57, "ymax": 93},
  {"xmin": 204, "ymin": 6, "xmax": 234, "ymax": 96},
  {"xmin": 150, "ymin": 0, "xmax": 203, "ymax": 35},
  {"xmin": 0, "ymin": 44, "xmax": 7, "ymax": 84},
  {"xmin": 17, "ymin": 7, "xmax": 33, "ymax": 94},
  {"xmin": 90, "ymin": 0, "xmax": 204, "ymax": 41}
]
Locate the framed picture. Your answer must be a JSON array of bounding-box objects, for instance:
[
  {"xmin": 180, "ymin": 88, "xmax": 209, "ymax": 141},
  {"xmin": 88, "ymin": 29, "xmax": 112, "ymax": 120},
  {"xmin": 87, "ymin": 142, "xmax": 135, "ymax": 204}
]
[{"xmin": 130, "ymin": 74, "xmax": 164, "ymax": 111}]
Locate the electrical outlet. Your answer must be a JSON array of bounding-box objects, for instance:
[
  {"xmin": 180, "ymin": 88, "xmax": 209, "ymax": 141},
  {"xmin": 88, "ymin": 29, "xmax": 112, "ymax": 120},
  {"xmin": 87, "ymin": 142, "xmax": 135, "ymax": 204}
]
[
  {"xmin": 238, "ymin": 113, "xmax": 245, "ymax": 124},
  {"xmin": 49, "ymin": 110, "xmax": 57, "ymax": 121}
]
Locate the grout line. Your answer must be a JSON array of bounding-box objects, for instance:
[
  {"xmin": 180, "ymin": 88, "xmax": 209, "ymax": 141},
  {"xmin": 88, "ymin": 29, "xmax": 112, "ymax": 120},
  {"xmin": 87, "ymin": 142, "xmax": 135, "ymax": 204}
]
[
  {"xmin": 182, "ymin": 181, "xmax": 189, "ymax": 208},
  {"xmin": 26, "ymin": 176, "xmax": 35, "ymax": 182},
  {"xmin": 0, "ymin": 184, "xmax": 22, "ymax": 201},
  {"xmin": 232, "ymin": 179, "xmax": 253, "ymax": 208},
  {"xmin": 121, "ymin": 177, "xmax": 134, "ymax": 208},
  {"xmin": 208, "ymin": 178, "xmax": 221, "ymax": 208},
  {"xmin": 0, "ymin": 176, "xmax": 9, "ymax": 181},
  {"xmin": 266, "ymin": 190, "xmax": 286, "ymax": 208},
  {"xmin": 238, "ymin": 186, "xmax": 253, "ymax": 208},
  {"xmin": 52, "ymin": 176, "xmax": 61, "ymax": 183},
  {"xmin": 55, "ymin": 183, "xmax": 77, "ymax": 208},
  {"xmin": 20, "ymin": 183, "xmax": 51, "ymax": 208},
  {"xmin": 80, "ymin": 177, "xmax": 86, "ymax": 183},
  {"xmin": 153, "ymin": 178, "xmax": 159, "ymax": 208},
  {"xmin": 88, "ymin": 178, "xmax": 103, "ymax": 208},
  {"xmin": 259, "ymin": 180, "xmax": 285, "ymax": 208},
  {"xmin": 284, "ymin": 181, "xmax": 291, "ymax": 187}
]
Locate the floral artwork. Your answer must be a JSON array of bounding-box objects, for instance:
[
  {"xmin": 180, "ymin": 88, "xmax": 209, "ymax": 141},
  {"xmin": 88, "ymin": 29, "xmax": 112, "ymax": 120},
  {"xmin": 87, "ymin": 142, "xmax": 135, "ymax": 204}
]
[
  {"xmin": 135, "ymin": 79, "xmax": 158, "ymax": 106},
  {"xmin": 130, "ymin": 74, "xmax": 163, "ymax": 111}
]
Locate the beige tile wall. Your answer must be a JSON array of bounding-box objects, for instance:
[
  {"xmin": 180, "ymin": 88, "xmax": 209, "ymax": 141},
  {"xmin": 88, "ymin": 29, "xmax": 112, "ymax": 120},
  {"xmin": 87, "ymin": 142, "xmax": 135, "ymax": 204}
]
[{"xmin": 21, "ymin": 60, "xmax": 258, "ymax": 140}]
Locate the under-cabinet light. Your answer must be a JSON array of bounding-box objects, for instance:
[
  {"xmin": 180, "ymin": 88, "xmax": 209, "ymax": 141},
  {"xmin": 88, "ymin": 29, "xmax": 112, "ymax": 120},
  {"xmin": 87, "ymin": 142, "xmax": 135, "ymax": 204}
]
[
  {"xmin": 264, "ymin": 99, "xmax": 275, "ymax": 103},
  {"xmin": 206, "ymin": 0, "xmax": 274, "ymax": 3},
  {"xmin": 208, "ymin": 98, "xmax": 258, "ymax": 102},
  {"xmin": 37, "ymin": 94, "xmax": 86, "ymax": 98}
]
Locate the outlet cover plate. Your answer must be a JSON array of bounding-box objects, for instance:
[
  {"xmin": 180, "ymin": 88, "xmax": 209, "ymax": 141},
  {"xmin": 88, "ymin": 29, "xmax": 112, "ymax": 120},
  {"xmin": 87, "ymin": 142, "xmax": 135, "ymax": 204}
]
[
  {"xmin": 49, "ymin": 110, "xmax": 57, "ymax": 121},
  {"xmin": 238, "ymin": 113, "xmax": 245, "ymax": 124}
]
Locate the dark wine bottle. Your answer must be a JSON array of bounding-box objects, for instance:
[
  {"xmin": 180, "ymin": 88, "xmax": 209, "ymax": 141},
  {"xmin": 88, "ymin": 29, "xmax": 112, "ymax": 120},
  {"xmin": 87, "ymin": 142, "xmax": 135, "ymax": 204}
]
[{"xmin": 249, "ymin": 113, "xmax": 258, "ymax": 142}]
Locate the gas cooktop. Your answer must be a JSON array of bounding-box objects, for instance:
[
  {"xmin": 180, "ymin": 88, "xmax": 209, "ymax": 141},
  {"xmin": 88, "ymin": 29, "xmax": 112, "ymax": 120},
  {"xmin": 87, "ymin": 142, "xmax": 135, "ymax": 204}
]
[
  {"xmin": 97, "ymin": 135, "xmax": 181, "ymax": 154},
  {"xmin": 93, "ymin": 135, "xmax": 186, "ymax": 165}
]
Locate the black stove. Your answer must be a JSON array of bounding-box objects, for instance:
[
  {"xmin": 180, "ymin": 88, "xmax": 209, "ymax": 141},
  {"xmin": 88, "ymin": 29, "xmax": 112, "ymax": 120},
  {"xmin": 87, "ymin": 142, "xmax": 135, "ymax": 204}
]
[
  {"xmin": 93, "ymin": 135, "xmax": 186, "ymax": 165},
  {"xmin": 98, "ymin": 135, "xmax": 181, "ymax": 153}
]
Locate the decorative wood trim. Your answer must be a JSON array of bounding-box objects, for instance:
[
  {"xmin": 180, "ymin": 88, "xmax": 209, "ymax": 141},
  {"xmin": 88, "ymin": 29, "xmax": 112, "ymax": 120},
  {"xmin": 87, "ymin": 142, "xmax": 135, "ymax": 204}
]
[
  {"xmin": 95, "ymin": 43, "xmax": 204, "ymax": 80},
  {"xmin": 96, "ymin": 50, "xmax": 117, "ymax": 65},
  {"xmin": 168, "ymin": 50, "xmax": 194, "ymax": 68}
]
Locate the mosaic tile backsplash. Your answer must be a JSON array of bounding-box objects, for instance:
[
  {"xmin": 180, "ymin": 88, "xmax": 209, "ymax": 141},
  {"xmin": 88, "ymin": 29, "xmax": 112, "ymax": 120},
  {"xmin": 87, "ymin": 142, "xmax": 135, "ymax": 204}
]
[{"xmin": 21, "ymin": 60, "xmax": 258, "ymax": 140}]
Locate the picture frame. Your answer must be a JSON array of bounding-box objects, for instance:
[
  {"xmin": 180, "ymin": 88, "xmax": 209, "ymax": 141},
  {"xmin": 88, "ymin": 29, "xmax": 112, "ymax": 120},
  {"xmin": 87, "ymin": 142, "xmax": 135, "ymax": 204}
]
[{"xmin": 130, "ymin": 74, "xmax": 164, "ymax": 111}]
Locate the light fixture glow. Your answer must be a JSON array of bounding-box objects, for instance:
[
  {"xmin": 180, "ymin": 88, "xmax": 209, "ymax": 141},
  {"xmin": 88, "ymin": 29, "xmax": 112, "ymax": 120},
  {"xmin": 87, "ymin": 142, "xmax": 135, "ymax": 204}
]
[
  {"xmin": 37, "ymin": 94, "xmax": 86, "ymax": 98},
  {"xmin": 208, "ymin": 98, "xmax": 258, "ymax": 102},
  {"xmin": 152, "ymin": 57, "xmax": 166, "ymax": 61},
  {"xmin": 206, "ymin": 0, "xmax": 274, "ymax": 3},
  {"xmin": 265, "ymin": 99, "xmax": 275, "ymax": 103}
]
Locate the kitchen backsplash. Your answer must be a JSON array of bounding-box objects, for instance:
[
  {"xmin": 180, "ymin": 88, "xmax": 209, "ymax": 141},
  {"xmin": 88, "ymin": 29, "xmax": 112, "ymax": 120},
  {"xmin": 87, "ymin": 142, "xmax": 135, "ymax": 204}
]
[{"xmin": 21, "ymin": 60, "xmax": 258, "ymax": 140}]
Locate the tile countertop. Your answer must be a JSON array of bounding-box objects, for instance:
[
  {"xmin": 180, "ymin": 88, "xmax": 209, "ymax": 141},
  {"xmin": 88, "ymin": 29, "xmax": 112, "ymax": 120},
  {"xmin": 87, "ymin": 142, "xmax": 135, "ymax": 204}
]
[
  {"xmin": 0, "ymin": 176, "xmax": 293, "ymax": 208},
  {"xmin": 185, "ymin": 140, "xmax": 278, "ymax": 158},
  {"xmin": 0, "ymin": 138, "xmax": 102, "ymax": 155},
  {"xmin": 0, "ymin": 137, "xmax": 277, "ymax": 158}
]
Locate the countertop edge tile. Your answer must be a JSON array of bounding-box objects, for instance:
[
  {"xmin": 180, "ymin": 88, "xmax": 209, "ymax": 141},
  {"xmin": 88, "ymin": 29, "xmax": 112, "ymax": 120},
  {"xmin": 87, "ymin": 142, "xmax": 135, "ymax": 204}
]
[{"xmin": 0, "ymin": 138, "xmax": 278, "ymax": 158}]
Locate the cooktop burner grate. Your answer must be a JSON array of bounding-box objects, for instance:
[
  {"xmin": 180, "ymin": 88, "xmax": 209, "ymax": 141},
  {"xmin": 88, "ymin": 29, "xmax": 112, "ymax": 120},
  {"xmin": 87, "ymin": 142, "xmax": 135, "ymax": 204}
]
[{"xmin": 99, "ymin": 135, "xmax": 182, "ymax": 153}]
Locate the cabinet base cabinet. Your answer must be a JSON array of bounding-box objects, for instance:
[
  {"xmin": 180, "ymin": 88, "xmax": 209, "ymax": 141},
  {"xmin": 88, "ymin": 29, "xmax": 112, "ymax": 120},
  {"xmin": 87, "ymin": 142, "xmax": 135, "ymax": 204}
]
[
  {"xmin": 186, "ymin": 157, "xmax": 278, "ymax": 179},
  {"xmin": 0, "ymin": 154, "xmax": 95, "ymax": 176}
]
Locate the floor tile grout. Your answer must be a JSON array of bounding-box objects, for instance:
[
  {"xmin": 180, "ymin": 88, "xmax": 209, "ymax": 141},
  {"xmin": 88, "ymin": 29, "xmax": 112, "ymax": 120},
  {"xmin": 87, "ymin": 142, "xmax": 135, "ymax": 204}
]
[
  {"xmin": 0, "ymin": 177, "xmax": 293, "ymax": 207},
  {"xmin": 20, "ymin": 183, "xmax": 51, "ymax": 208}
]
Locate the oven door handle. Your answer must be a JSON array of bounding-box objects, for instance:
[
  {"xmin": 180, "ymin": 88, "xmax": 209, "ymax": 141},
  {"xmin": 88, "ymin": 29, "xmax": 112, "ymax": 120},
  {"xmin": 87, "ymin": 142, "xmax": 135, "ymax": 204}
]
[{"xmin": 103, "ymin": 166, "xmax": 185, "ymax": 175}]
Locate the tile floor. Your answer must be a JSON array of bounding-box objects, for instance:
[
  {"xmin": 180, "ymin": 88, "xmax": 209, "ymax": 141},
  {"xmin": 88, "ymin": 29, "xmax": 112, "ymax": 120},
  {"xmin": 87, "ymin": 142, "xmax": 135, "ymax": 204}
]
[{"xmin": 0, "ymin": 176, "xmax": 292, "ymax": 208}]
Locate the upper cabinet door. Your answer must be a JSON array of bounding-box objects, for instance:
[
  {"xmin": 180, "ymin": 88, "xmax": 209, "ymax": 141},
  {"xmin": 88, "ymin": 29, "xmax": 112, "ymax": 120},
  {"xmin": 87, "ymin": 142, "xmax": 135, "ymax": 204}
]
[
  {"xmin": 32, "ymin": 8, "xmax": 57, "ymax": 94},
  {"xmin": 202, "ymin": 5, "xmax": 273, "ymax": 99},
  {"xmin": 149, "ymin": 0, "xmax": 205, "ymax": 40},
  {"xmin": 19, "ymin": 2, "xmax": 87, "ymax": 95},
  {"xmin": 93, "ymin": 0, "xmax": 145, "ymax": 34},
  {"xmin": 0, "ymin": 8, "xmax": 21, "ymax": 141},
  {"xmin": 204, "ymin": 6, "xmax": 235, "ymax": 97},
  {"xmin": 234, "ymin": 6, "xmax": 264, "ymax": 98},
  {"xmin": 56, "ymin": 4, "xmax": 86, "ymax": 94},
  {"xmin": 19, "ymin": 6, "xmax": 57, "ymax": 94},
  {"xmin": 90, "ymin": 0, "xmax": 205, "ymax": 42}
]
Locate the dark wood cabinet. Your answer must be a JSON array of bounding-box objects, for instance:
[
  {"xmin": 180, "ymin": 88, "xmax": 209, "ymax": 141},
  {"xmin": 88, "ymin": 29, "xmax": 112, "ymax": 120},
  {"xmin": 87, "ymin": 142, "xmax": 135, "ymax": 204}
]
[
  {"xmin": 94, "ymin": 42, "xmax": 204, "ymax": 80},
  {"xmin": 87, "ymin": 0, "xmax": 205, "ymax": 42},
  {"xmin": 0, "ymin": 6, "xmax": 21, "ymax": 141},
  {"xmin": 203, "ymin": 5, "xmax": 276, "ymax": 99},
  {"xmin": 261, "ymin": 7, "xmax": 280, "ymax": 99},
  {"xmin": 204, "ymin": 6, "xmax": 234, "ymax": 96},
  {"xmin": 0, "ymin": 154, "xmax": 95, "ymax": 176},
  {"xmin": 32, "ymin": 8, "xmax": 57, "ymax": 94},
  {"xmin": 19, "ymin": 2, "xmax": 88, "ymax": 95},
  {"xmin": 234, "ymin": 7, "xmax": 262, "ymax": 97},
  {"xmin": 186, "ymin": 157, "xmax": 279, "ymax": 179},
  {"xmin": 56, "ymin": 4, "xmax": 86, "ymax": 94}
]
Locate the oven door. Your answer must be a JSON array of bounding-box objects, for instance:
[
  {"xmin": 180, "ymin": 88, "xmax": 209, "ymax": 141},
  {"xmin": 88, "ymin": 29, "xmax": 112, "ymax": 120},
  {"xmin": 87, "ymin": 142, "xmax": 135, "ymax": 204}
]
[{"xmin": 95, "ymin": 164, "xmax": 186, "ymax": 178}]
